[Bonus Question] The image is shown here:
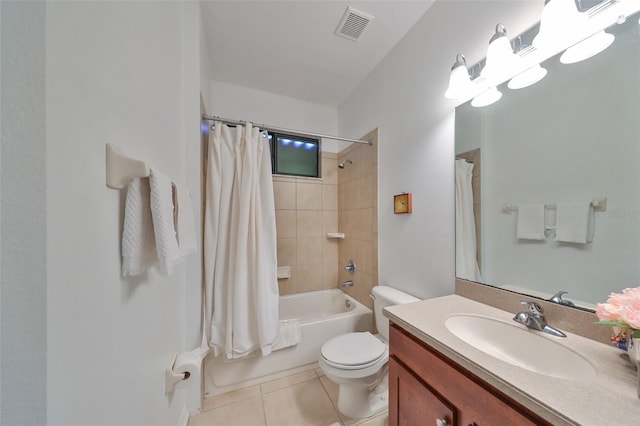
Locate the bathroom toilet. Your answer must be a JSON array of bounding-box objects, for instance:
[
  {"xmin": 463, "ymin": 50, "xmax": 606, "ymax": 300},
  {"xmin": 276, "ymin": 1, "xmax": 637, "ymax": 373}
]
[{"xmin": 318, "ymin": 285, "xmax": 419, "ymax": 419}]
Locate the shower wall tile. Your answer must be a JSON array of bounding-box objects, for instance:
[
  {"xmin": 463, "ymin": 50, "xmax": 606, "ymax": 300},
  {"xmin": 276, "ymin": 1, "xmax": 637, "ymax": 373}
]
[
  {"xmin": 296, "ymin": 264, "xmax": 323, "ymax": 293},
  {"xmin": 322, "ymin": 262, "xmax": 339, "ymax": 290},
  {"xmin": 296, "ymin": 210, "xmax": 323, "ymax": 237},
  {"xmin": 322, "ymin": 184, "xmax": 338, "ymax": 211},
  {"xmin": 322, "ymin": 239, "xmax": 338, "ymax": 264},
  {"xmin": 277, "ymin": 238, "xmax": 297, "ymax": 267},
  {"xmin": 322, "ymin": 210, "xmax": 338, "ymax": 235},
  {"xmin": 278, "ymin": 266, "xmax": 297, "ymax": 295},
  {"xmin": 274, "ymin": 181, "xmax": 296, "ymax": 210},
  {"xmin": 321, "ymin": 154, "xmax": 338, "ymax": 185},
  {"xmin": 296, "ymin": 237, "xmax": 323, "ymax": 265},
  {"xmin": 338, "ymin": 128, "xmax": 378, "ymax": 310},
  {"xmin": 275, "ymin": 210, "xmax": 297, "ymax": 239},
  {"xmin": 296, "ymin": 182, "xmax": 322, "ymax": 211}
]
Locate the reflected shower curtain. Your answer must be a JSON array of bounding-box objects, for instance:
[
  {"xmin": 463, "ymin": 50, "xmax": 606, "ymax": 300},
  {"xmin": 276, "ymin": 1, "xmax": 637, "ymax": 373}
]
[
  {"xmin": 455, "ymin": 159, "xmax": 482, "ymax": 281},
  {"xmin": 204, "ymin": 122, "xmax": 279, "ymax": 359}
]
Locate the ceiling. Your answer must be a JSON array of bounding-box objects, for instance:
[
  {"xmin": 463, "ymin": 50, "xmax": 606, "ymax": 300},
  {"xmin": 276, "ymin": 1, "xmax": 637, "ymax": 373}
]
[{"xmin": 200, "ymin": 1, "xmax": 435, "ymax": 106}]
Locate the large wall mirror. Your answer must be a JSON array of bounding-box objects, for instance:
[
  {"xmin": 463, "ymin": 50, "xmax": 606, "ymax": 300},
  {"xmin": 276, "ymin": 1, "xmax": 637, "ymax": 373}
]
[{"xmin": 455, "ymin": 13, "xmax": 640, "ymax": 311}]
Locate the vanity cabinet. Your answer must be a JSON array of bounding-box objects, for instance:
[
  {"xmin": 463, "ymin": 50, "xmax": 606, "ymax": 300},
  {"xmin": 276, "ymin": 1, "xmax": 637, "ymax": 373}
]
[{"xmin": 388, "ymin": 324, "xmax": 552, "ymax": 426}]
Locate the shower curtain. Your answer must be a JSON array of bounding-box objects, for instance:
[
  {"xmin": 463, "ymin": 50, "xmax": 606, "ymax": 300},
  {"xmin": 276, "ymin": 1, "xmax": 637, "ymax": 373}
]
[
  {"xmin": 204, "ymin": 122, "xmax": 279, "ymax": 359},
  {"xmin": 455, "ymin": 159, "xmax": 482, "ymax": 281}
]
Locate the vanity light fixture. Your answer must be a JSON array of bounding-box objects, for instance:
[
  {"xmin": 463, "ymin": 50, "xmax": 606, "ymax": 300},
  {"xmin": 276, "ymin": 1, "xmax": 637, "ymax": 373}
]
[
  {"xmin": 480, "ymin": 24, "xmax": 518, "ymax": 82},
  {"xmin": 559, "ymin": 29, "xmax": 615, "ymax": 64},
  {"xmin": 533, "ymin": 0, "xmax": 589, "ymax": 54},
  {"xmin": 507, "ymin": 64, "xmax": 548, "ymax": 89},
  {"xmin": 471, "ymin": 86, "xmax": 502, "ymax": 108},
  {"xmin": 444, "ymin": 54, "xmax": 473, "ymax": 100}
]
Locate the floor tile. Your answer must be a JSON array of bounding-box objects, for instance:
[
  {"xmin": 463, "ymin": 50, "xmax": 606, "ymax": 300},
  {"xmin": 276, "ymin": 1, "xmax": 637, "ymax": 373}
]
[
  {"xmin": 189, "ymin": 396, "xmax": 266, "ymax": 426},
  {"xmin": 261, "ymin": 369, "xmax": 317, "ymax": 394},
  {"xmin": 314, "ymin": 367, "xmax": 324, "ymax": 377},
  {"xmin": 320, "ymin": 376, "xmax": 388, "ymax": 426},
  {"xmin": 263, "ymin": 378, "xmax": 341, "ymax": 426},
  {"xmin": 202, "ymin": 384, "xmax": 262, "ymax": 412},
  {"xmin": 354, "ymin": 413, "xmax": 388, "ymax": 426}
]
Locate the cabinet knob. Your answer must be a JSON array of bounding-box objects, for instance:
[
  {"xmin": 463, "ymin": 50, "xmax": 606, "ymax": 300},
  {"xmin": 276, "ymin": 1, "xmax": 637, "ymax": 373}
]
[{"xmin": 436, "ymin": 419, "xmax": 449, "ymax": 426}]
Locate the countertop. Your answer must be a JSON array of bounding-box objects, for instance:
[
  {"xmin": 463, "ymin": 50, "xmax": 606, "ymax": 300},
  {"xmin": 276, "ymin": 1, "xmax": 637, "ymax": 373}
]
[{"xmin": 384, "ymin": 294, "xmax": 640, "ymax": 426}]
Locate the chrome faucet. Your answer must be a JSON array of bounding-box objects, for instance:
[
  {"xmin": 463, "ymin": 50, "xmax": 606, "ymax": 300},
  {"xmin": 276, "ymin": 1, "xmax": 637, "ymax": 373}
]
[
  {"xmin": 341, "ymin": 280, "xmax": 354, "ymax": 287},
  {"xmin": 513, "ymin": 301, "xmax": 566, "ymax": 337},
  {"xmin": 549, "ymin": 291, "xmax": 576, "ymax": 307}
]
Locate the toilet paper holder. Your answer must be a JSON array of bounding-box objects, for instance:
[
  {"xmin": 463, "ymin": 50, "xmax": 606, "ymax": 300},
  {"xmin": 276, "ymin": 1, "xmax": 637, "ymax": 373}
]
[{"xmin": 165, "ymin": 352, "xmax": 188, "ymax": 395}]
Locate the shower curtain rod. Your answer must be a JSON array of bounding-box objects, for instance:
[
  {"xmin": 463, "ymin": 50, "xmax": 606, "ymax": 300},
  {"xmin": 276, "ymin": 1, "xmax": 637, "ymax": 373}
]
[{"xmin": 202, "ymin": 114, "xmax": 372, "ymax": 145}]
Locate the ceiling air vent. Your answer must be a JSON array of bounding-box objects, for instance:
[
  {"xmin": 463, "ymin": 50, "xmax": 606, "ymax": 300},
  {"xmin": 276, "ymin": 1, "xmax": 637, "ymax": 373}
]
[{"xmin": 334, "ymin": 6, "xmax": 374, "ymax": 42}]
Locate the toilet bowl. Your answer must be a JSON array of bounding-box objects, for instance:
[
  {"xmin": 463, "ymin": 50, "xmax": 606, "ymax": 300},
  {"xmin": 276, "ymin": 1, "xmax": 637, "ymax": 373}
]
[{"xmin": 318, "ymin": 285, "xmax": 419, "ymax": 419}]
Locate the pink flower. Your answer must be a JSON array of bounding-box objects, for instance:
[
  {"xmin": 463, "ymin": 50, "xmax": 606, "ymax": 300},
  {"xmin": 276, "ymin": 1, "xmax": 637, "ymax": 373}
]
[
  {"xmin": 596, "ymin": 302, "xmax": 622, "ymax": 321},
  {"xmin": 598, "ymin": 287, "xmax": 640, "ymax": 329},
  {"xmin": 620, "ymin": 300, "xmax": 640, "ymax": 330}
]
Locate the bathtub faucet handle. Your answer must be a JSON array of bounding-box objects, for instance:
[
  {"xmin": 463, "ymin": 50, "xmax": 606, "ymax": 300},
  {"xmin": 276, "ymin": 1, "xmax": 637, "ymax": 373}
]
[{"xmin": 344, "ymin": 260, "xmax": 357, "ymax": 274}]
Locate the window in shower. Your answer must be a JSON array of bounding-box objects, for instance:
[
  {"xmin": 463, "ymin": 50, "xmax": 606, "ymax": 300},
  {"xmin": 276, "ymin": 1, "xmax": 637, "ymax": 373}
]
[{"xmin": 268, "ymin": 132, "xmax": 320, "ymax": 178}]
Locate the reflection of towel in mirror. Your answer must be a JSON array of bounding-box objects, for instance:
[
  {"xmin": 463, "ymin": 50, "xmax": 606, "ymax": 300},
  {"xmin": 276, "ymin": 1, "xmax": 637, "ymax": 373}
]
[
  {"xmin": 555, "ymin": 202, "xmax": 594, "ymax": 244},
  {"xmin": 517, "ymin": 204, "xmax": 546, "ymax": 240},
  {"xmin": 272, "ymin": 320, "xmax": 301, "ymax": 351}
]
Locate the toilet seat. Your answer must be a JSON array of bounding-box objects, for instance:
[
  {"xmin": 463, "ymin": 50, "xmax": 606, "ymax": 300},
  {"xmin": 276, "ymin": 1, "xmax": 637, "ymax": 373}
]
[{"xmin": 321, "ymin": 332, "xmax": 386, "ymax": 370}]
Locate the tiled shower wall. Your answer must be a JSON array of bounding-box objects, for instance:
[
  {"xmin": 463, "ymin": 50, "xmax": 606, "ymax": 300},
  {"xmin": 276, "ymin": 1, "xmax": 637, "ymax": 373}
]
[
  {"xmin": 273, "ymin": 130, "xmax": 379, "ymax": 309},
  {"xmin": 338, "ymin": 129, "xmax": 378, "ymax": 309},
  {"xmin": 274, "ymin": 152, "xmax": 340, "ymax": 295}
]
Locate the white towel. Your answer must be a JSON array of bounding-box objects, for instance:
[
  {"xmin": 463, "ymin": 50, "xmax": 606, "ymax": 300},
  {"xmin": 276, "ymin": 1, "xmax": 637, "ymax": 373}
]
[
  {"xmin": 122, "ymin": 177, "xmax": 157, "ymax": 276},
  {"xmin": 149, "ymin": 169, "xmax": 180, "ymax": 275},
  {"xmin": 517, "ymin": 204, "xmax": 546, "ymax": 240},
  {"xmin": 555, "ymin": 202, "xmax": 594, "ymax": 244},
  {"xmin": 173, "ymin": 182, "xmax": 197, "ymax": 257},
  {"xmin": 272, "ymin": 320, "xmax": 301, "ymax": 351}
]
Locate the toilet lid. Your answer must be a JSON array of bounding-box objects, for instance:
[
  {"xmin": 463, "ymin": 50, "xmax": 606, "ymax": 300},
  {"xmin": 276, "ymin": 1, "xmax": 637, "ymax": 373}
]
[{"xmin": 321, "ymin": 332, "xmax": 386, "ymax": 367}]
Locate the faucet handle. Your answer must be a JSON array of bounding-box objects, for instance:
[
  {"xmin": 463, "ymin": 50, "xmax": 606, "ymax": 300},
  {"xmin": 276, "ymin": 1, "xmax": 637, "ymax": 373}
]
[{"xmin": 520, "ymin": 300, "xmax": 544, "ymax": 316}]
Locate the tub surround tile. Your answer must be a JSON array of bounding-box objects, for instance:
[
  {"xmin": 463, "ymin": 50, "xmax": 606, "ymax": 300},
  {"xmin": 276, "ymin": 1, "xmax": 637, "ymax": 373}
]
[
  {"xmin": 322, "ymin": 184, "xmax": 338, "ymax": 211},
  {"xmin": 276, "ymin": 238, "xmax": 296, "ymax": 267},
  {"xmin": 296, "ymin": 237, "xmax": 323, "ymax": 265},
  {"xmin": 274, "ymin": 181, "xmax": 296, "ymax": 210},
  {"xmin": 322, "ymin": 262, "xmax": 339, "ymax": 289},
  {"xmin": 297, "ymin": 182, "xmax": 322, "ymax": 210},
  {"xmin": 262, "ymin": 378, "xmax": 341, "ymax": 426},
  {"xmin": 297, "ymin": 210, "xmax": 323, "ymax": 237},
  {"xmin": 296, "ymin": 264, "xmax": 324, "ymax": 293},
  {"xmin": 276, "ymin": 210, "xmax": 297, "ymax": 239}
]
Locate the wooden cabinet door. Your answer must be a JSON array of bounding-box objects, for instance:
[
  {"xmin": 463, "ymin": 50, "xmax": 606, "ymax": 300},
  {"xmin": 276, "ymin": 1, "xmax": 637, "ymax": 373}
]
[{"xmin": 389, "ymin": 357, "xmax": 456, "ymax": 426}]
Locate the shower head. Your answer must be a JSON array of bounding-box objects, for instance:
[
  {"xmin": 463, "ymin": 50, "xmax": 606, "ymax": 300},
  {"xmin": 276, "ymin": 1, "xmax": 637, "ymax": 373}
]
[{"xmin": 338, "ymin": 159, "xmax": 353, "ymax": 169}]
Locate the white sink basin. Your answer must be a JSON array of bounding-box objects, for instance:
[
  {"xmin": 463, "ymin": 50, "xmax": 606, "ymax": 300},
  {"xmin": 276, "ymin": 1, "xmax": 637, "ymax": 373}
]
[{"xmin": 445, "ymin": 314, "xmax": 596, "ymax": 380}]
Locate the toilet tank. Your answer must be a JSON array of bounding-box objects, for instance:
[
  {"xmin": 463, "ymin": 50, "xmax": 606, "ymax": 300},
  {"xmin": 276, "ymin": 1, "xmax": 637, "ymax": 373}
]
[{"xmin": 372, "ymin": 285, "xmax": 420, "ymax": 341}]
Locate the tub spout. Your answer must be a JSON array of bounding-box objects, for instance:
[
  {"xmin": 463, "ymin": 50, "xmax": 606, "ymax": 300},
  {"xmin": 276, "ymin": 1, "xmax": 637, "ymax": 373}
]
[{"xmin": 341, "ymin": 280, "xmax": 354, "ymax": 287}]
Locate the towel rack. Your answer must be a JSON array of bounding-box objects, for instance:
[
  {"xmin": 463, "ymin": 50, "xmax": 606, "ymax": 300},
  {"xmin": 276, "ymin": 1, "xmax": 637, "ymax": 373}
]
[
  {"xmin": 105, "ymin": 143, "xmax": 150, "ymax": 189},
  {"xmin": 502, "ymin": 197, "xmax": 607, "ymax": 213}
]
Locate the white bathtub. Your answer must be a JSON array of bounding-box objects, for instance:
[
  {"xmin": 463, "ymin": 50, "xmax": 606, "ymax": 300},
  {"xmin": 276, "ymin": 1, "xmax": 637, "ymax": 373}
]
[{"xmin": 203, "ymin": 289, "xmax": 372, "ymax": 397}]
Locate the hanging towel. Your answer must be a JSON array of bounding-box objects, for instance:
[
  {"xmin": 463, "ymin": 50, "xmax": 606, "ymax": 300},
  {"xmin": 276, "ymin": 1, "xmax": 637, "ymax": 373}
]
[
  {"xmin": 173, "ymin": 182, "xmax": 197, "ymax": 257},
  {"xmin": 149, "ymin": 169, "xmax": 180, "ymax": 275},
  {"xmin": 122, "ymin": 177, "xmax": 157, "ymax": 276},
  {"xmin": 555, "ymin": 202, "xmax": 594, "ymax": 244},
  {"xmin": 271, "ymin": 320, "xmax": 301, "ymax": 352},
  {"xmin": 517, "ymin": 204, "xmax": 546, "ymax": 240}
]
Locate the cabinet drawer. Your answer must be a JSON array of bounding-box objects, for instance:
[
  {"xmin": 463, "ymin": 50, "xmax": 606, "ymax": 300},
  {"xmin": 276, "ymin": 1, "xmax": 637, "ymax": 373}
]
[{"xmin": 390, "ymin": 324, "xmax": 550, "ymax": 426}]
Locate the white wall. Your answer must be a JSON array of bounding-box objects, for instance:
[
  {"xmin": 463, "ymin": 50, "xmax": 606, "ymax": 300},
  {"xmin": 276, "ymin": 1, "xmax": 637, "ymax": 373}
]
[
  {"xmin": 205, "ymin": 80, "xmax": 340, "ymax": 152},
  {"xmin": 45, "ymin": 1, "xmax": 201, "ymax": 424},
  {"xmin": 1, "ymin": 2, "xmax": 47, "ymax": 424},
  {"xmin": 338, "ymin": 1, "xmax": 543, "ymax": 300}
]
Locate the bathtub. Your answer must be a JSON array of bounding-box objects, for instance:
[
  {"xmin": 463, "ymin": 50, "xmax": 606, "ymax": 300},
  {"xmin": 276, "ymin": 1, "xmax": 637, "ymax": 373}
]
[{"xmin": 203, "ymin": 289, "xmax": 372, "ymax": 397}]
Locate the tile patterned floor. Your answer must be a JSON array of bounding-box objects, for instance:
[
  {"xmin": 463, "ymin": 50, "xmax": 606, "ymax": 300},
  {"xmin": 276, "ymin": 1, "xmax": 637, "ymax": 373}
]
[{"xmin": 189, "ymin": 368, "xmax": 388, "ymax": 426}]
